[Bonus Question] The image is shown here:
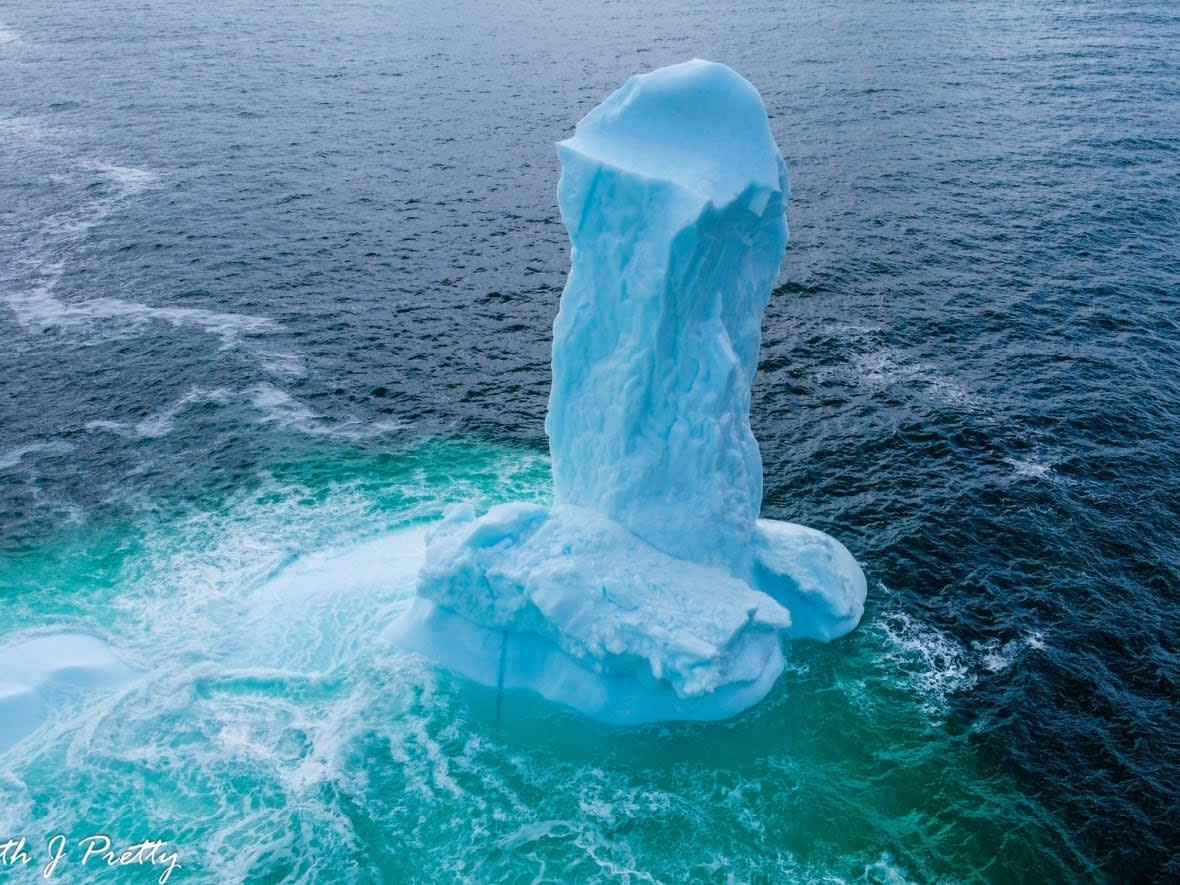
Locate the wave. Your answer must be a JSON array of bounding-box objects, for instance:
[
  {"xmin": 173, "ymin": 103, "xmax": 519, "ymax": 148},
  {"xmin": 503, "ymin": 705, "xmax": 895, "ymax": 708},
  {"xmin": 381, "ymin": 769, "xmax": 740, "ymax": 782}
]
[
  {"xmin": 82, "ymin": 384, "xmax": 404, "ymax": 441},
  {"xmin": 1, "ymin": 158, "xmax": 302, "ymax": 374},
  {"xmin": 809, "ymin": 322, "xmax": 991, "ymax": 416},
  {"xmin": 0, "ymin": 441, "xmax": 74, "ymax": 471},
  {"xmin": 874, "ymin": 606, "xmax": 976, "ymax": 717},
  {"xmin": 4, "ymin": 280, "xmax": 279, "ymax": 348},
  {"xmin": 847, "ymin": 347, "xmax": 985, "ymax": 413},
  {"xmin": 247, "ymin": 384, "xmax": 405, "ymax": 439},
  {"xmin": 873, "ymin": 600, "xmax": 1046, "ymax": 719},
  {"xmin": 90, "ymin": 162, "xmax": 156, "ymax": 194},
  {"xmin": 84, "ymin": 388, "xmax": 235, "ymax": 439},
  {"xmin": 1003, "ymin": 457, "xmax": 1054, "ymax": 479},
  {"xmin": 0, "ymin": 444, "xmax": 1042, "ymax": 884}
]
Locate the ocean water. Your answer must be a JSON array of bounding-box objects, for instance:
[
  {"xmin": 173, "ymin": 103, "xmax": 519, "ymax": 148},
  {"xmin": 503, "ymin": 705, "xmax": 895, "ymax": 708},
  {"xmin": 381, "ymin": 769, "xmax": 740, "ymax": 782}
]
[{"xmin": 1, "ymin": 0, "xmax": 1178, "ymax": 882}]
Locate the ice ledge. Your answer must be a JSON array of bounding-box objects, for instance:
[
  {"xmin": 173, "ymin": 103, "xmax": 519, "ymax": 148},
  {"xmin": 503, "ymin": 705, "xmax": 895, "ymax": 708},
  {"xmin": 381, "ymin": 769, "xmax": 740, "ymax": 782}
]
[
  {"xmin": 390, "ymin": 597, "xmax": 785, "ymax": 725},
  {"xmin": 390, "ymin": 504, "xmax": 865, "ymax": 724}
]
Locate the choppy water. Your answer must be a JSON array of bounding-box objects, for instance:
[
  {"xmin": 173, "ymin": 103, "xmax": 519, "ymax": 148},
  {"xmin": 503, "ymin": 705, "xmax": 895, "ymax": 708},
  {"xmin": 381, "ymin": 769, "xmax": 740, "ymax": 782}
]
[{"xmin": 2, "ymin": 0, "xmax": 1178, "ymax": 882}]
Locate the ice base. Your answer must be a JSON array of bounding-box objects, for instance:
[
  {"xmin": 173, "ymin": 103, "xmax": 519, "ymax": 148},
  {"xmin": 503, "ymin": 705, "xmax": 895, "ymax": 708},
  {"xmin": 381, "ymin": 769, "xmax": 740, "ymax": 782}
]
[{"xmin": 392, "ymin": 504, "xmax": 865, "ymax": 724}]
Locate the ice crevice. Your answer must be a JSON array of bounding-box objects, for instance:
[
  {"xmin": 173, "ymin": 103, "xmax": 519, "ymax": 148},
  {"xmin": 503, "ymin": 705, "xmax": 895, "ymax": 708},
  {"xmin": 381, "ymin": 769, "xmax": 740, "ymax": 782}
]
[{"xmin": 392, "ymin": 59, "xmax": 866, "ymax": 724}]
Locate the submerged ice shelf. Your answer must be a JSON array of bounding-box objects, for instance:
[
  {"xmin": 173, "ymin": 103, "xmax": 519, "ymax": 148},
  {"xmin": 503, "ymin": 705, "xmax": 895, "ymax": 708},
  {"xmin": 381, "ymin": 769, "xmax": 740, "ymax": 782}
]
[
  {"xmin": 393, "ymin": 60, "xmax": 866, "ymax": 723},
  {"xmin": 0, "ymin": 632, "xmax": 138, "ymax": 752}
]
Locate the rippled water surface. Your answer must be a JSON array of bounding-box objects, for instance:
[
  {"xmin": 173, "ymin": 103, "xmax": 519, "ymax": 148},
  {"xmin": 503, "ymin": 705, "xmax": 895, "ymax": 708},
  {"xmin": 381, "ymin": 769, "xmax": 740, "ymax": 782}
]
[{"xmin": 2, "ymin": 0, "xmax": 1178, "ymax": 882}]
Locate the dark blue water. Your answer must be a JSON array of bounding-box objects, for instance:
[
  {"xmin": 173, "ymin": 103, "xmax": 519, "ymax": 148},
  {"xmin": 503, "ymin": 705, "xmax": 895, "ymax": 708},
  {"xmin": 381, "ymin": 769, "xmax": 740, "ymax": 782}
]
[{"xmin": 2, "ymin": 0, "xmax": 1178, "ymax": 882}]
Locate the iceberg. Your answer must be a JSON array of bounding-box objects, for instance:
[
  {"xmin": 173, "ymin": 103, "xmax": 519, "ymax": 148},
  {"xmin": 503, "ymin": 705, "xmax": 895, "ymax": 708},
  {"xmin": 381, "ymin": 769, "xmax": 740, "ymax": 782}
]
[{"xmin": 393, "ymin": 60, "xmax": 866, "ymax": 724}]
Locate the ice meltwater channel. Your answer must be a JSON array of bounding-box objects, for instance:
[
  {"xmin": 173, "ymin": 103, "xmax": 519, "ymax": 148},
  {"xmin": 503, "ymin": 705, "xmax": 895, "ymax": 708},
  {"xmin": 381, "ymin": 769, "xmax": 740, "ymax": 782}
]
[{"xmin": 393, "ymin": 60, "xmax": 867, "ymax": 723}]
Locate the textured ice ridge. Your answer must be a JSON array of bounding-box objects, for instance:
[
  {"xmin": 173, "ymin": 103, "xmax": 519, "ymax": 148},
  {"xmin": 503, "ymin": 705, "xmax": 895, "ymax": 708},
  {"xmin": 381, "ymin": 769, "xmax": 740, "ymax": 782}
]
[{"xmin": 393, "ymin": 60, "xmax": 866, "ymax": 723}]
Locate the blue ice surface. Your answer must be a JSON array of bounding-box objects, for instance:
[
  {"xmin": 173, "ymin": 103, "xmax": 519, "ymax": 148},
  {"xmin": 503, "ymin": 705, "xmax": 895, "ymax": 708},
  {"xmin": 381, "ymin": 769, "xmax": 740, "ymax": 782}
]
[
  {"xmin": 394, "ymin": 60, "xmax": 867, "ymax": 724},
  {"xmin": 0, "ymin": 632, "xmax": 138, "ymax": 752}
]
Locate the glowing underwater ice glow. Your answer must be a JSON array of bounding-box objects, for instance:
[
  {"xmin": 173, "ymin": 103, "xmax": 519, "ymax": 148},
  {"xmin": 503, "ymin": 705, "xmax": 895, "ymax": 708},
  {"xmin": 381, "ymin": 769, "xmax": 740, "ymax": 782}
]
[{"xmin": 394, "ymin": 60, "xmax": 867, "ymax": 723}]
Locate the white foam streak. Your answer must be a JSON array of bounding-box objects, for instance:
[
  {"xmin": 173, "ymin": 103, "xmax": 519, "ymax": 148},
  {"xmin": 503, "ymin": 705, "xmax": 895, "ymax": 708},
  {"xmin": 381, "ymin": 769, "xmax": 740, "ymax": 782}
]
[
  {"xmin": 2, "ymin": 156, "xmax": 300, "ymax": 372},
  {"xmin": 876, "ymin": 598, "xmax": 1047, "ymax": 719},
  {"xmin": 85, "ymin": 388, "xmax": 234, "ymax": 439},
  {"xmin": 248, "ymin": 384, "xmax": 405, "ymax": 439},
  {"xmin": 0, "ymin": 440, "xmax": 73, "ymax": 471},
  {"xmin": 863, "ymin": 854, "xmax": 918, "ymax": 885},
  {"xmin": 812, "ymin": 324, "xmax": 990, "ymax": 417},
  {"xmin": 1004, "ymin": 457, "xmax": 1053, "ymax": 479},
  {"xmin": 0, "ymin": 20, "xmax": 20, "ymax": 47},
  {"xmin": 875, "ymin": 607, "xmax": 975, "ymax": 717},
  {"xmin": 0, "ymin": 488, "xmax": 435, "ymax": 876},
  {"xmin": 851, "ymin": 350, "xmax": 983, "ymax": 412},
  {"xmin": 80, "ymin": 383, "xmax": 404, "ymax": 441},
  {"xmin": 91, "ymin": 162, "xmax": 156, "ymax": 194},
  {"xmin": 4, "ymin": 283, "xmax": 279, "ymax": 349}
]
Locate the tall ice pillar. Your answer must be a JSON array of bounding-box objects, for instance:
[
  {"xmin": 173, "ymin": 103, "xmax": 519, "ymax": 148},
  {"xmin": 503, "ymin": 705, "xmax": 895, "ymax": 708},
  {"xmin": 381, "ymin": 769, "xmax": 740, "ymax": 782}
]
[{"xmin": 547, "ymin": 59, "xmax": 790, "ymax": 574}]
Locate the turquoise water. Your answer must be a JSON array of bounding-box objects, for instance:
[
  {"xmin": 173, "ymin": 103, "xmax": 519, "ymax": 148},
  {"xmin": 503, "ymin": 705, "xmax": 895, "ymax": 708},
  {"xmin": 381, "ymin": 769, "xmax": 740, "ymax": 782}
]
[
  {"xmin": 2, "ymin": 0, "xmax": 1178, "ymax": 881},
  {"xmin": 0, "ymin": 441, "xmax": 1082, "ymax": 883}
]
